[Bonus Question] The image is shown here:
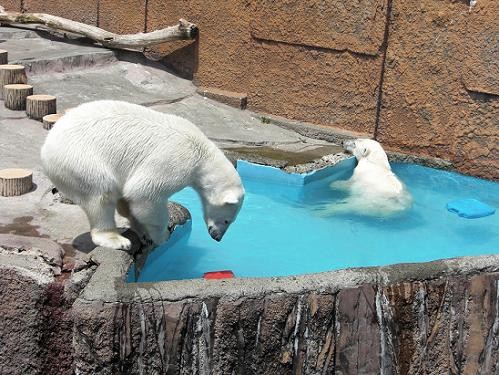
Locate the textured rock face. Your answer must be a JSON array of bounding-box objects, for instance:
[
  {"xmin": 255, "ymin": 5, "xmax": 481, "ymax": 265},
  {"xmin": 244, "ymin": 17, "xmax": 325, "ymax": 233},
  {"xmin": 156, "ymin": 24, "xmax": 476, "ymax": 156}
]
[
  {"xmin": 0, "ymin": 268, "xmax": 48, "ymax": 374},
  {"xmin": 0, "ymin": 235, "xmax": 94, "ymax": 375},
  {"xmin": 23, "ymin": 0, "xmax": 99, "ymax": 25},
  {"xmin": 380, "ymin": 274, "xmax": 499, "ymax": 374},
  {"xmin": 5, "ymin": 0, "xmax": 497, "ymax": 178},
  {"xmin": 377, "ymin": 0, "xmax": 499, "ymax": 179},
  {"xmin": 73, "ymin": 272, "xmax": 499, "ymax": 374},
  {"xmin": 0, "ymin": 0, "xmax": 21, "ymax": 11},
  {"xmin": 143, "ymin": 0, "xmax": 383, "ymax": 134}
]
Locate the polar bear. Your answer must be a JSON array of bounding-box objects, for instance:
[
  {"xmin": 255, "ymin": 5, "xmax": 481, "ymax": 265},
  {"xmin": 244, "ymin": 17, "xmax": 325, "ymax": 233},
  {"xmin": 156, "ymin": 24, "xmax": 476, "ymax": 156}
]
[
  {"xmin": 324, "ymin": 139, "xmax": 412, "ymax": 217},
  {"xmin": 41, "ymin": 100, "xmax": 244, "ymax": 250}
]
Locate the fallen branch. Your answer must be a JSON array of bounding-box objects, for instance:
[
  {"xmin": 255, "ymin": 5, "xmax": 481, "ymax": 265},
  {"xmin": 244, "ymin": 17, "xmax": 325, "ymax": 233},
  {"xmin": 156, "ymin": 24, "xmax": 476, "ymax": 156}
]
[{"xmin": 0, "ymin": 6, "xmax": 198, "ymax": 49}]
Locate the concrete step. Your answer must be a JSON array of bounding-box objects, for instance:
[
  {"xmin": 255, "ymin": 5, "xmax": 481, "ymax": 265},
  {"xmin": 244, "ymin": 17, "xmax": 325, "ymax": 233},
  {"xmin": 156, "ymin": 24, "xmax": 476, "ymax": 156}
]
[
  {"xmin": 0, "ymin": 26, "xmax": 39, "ymax": 40},
  {"xmin": 28, "ymin": 60, "xmax": 196, "ymax": 111},
  {"xmin": 0, "ymin": 37, "xmax": 116, "ymax": 74}
]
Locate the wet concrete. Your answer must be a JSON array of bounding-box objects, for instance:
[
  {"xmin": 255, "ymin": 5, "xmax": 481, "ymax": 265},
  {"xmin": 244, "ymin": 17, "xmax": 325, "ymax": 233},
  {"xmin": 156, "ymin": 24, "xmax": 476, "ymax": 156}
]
[{"xmin": 224, "ymin": 145, "xmax": 343, "ymax": 167}]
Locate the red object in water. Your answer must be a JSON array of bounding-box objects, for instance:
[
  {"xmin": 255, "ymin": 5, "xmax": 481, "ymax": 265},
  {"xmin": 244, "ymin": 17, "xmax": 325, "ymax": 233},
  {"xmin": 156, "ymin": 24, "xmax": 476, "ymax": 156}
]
[{"xmin": 203, "ymin": 270, "xmax": 235, "ymax": 280}]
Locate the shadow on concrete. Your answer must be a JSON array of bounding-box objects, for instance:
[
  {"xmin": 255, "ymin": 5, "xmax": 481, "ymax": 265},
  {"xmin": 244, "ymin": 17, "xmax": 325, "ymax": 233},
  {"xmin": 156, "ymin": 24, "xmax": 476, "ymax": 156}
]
[{"xmin": 72, "ymin": 227, "xmax": 142, "ymax": 254}]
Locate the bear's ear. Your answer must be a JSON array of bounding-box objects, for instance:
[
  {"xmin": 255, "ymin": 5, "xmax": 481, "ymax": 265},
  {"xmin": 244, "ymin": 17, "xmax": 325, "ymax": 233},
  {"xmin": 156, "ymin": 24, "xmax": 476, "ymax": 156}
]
[{"xmin": 223, "ymin": 191, "xmax": 240, "ymax": 205}]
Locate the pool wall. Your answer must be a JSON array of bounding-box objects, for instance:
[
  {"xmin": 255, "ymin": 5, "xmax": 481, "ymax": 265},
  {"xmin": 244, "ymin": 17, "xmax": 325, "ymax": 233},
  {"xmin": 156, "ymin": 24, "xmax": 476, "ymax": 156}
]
[
  {"xmin": 71, "ymin": 248, "xmax": 499, "ymax": 374},
  {"xmin": 2, "ymin": 227, "xmax": 498, "ymax": 374}
]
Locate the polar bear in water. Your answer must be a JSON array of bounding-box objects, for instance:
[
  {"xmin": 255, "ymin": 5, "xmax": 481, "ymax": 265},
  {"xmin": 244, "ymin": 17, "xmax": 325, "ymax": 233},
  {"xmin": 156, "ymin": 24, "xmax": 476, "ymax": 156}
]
[
  {"xmin": 324, "ymin": 139, "xmax": 412, "ymax": 217},
  {"xmin": 41, "ymin": 100, "xmax": 244, "ymax": 250}
]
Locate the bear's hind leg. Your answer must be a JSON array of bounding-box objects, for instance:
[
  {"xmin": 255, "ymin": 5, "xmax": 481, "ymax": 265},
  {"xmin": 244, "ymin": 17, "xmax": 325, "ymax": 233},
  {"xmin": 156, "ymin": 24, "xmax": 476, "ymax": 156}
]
[
  {"xmin": 127, "ymin": 199, "xmax": 170, "ymax": 247},
  {"xmin": 81, "ymin": 196, "xmax": 132, "ymax": 250}
]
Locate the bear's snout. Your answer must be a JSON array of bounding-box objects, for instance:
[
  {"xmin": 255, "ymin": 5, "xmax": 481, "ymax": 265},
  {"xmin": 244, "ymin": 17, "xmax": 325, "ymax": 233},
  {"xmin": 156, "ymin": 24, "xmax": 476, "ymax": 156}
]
[{"xmin": 208, "ymin": 225, "xmax": 223, "ymax": 242}]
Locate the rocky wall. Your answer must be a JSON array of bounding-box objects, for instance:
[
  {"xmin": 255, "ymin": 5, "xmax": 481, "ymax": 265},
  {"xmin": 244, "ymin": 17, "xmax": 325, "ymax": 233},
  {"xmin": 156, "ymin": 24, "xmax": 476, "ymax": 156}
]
[
  {"xmin": 2, "ymin": 237, "xmax": 499, "ymax": 374},
  {"xmin": 0, "ymin": 235, "xmax": 95, "ymax": 375},
  {"xmin": 377, "ymin": 0, "xmax": 499, "ymax": 179},
  {"xmin": 73, "ymin": 271, "xmax": 499, "ymax": 374},
  {"xmin": 23, "ymin": 0, "xmax": 99, "ymax": 26},
  {"xmin": 5, "ymin": 0, "xmax": 497, "ymax": 178}
]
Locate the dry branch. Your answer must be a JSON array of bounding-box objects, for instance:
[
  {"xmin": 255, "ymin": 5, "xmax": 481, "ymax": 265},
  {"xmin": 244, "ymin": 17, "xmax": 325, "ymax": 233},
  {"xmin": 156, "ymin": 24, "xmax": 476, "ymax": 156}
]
[{"xmin": 0, "ymin": 6, "xmax": 198, "ymax": 49}]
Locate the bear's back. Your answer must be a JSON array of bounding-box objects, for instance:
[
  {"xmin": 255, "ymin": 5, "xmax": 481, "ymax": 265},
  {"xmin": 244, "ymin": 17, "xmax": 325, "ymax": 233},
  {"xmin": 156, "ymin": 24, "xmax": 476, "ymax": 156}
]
[{"xmin": 41, "ymin": 101, "xmax": 214, "ymax": 190}]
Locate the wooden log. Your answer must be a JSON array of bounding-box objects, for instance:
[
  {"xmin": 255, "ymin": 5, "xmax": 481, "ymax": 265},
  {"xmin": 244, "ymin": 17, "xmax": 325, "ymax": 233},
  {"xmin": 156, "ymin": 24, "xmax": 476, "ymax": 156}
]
[
  {"xmin": 3, "ymin": 84, "xmax": 33, "ymax": 110},
  {"xmin": 26, "ymin": 94, "xmax": 56, "ymax": 121},
  {"xmin": 0, "ymin": 49, "xmax": 7, "ymax": 65},
  {"xmin": 0, "ymin": 64, "xmax": 27, "ymax": 99},
  {"xmin": 0, "ymin": 6, "xmax": 198, "ymax": 49},
  {"xmin": 0, "ymin": 168, "xmax": 33, "ymax": 196},
  {"xmin": 42, "ymin": 113, "xmax": 62, "ymax": 130}
]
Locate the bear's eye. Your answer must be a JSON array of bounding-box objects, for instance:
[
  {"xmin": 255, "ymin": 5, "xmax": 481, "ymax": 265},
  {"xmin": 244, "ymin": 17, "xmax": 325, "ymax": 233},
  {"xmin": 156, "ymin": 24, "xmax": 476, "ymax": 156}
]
[{"xmin": 224, "ymin": 220, "xmax": 229, "ymax": 224}]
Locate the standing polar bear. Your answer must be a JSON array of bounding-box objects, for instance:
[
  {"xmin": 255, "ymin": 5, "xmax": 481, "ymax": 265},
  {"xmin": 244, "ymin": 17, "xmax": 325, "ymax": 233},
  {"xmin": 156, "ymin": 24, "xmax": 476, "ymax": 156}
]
[
  {"xmin": 41, "ymin": 100, "xmax": 244, "ymax": 250},
  {"xmin": 325, "ymin": 139, "xmax": 412, "ymax": 217}
]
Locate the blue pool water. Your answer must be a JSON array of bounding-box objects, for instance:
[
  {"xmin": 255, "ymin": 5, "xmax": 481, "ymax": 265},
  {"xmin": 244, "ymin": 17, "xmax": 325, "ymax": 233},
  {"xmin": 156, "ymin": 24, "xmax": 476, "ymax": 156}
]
[{"xmin": 130, "ymin": 160, "xmax": 499, "ymax": 282}]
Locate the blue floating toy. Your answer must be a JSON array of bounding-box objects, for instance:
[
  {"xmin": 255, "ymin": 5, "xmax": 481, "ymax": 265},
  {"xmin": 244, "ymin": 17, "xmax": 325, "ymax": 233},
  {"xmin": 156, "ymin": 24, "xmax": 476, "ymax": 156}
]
[{"xmin": 447, "ymin": 198, "xmax": 495, "ymax": 219}]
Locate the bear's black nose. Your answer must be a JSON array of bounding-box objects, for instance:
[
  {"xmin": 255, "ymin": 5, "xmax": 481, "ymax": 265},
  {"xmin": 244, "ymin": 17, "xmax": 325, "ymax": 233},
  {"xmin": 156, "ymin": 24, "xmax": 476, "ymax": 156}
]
[{"xmin": 208, "ymin": 226, "xmax": 222, "ymax": 241}]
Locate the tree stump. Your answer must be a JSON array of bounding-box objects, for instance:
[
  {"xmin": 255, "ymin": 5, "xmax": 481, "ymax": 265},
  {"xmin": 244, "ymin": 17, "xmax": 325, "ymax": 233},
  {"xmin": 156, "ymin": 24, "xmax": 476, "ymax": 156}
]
[
  {"xmin": 0, "ymin": 50, "xmax": 7, "ymax": 65},
  {"xmin": 0, "ymin": 64, "xmax": 27, "ymax": 99},
  {"xmin": 42, "ymin": 113, "xmax": 62, "ymax": 130},
  {"xmin": 26, "ymin": 94, "xmax": 56, "ymax": 121},
  {"xmin": 3, "ymin": 84, "xmax": 33, "ymax": 110},
  {"xmin": 0, "ymin": 168, "xmax": 33, "ymax": 196}
]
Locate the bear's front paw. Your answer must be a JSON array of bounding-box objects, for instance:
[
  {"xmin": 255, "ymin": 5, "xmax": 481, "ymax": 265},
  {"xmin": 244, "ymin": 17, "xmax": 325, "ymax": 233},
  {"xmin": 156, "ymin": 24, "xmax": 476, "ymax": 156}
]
[{"xmin": 91, "ymin": 230, "xmax": 132, "ymax": 251}]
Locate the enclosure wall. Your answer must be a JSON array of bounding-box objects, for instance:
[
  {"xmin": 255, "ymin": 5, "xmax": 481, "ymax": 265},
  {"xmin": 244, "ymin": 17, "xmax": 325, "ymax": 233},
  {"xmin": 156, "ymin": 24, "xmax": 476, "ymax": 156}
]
[{"xmin": 7, "ymin": 0, "xmax": 498, "ymax": 179}]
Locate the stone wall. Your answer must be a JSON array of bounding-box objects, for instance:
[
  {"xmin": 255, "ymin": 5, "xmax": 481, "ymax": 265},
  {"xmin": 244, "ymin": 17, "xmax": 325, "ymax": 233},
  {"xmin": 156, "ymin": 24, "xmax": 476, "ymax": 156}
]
[
  {"xmin": 72, "ymin": 256, "xmax": 499, "ymax": 374},
  {"xmin": 5, "ymin": 0, "xmax": 497, "ymax": 178},
  {"xmin": 0, "ymin": 235, "xmax": 95, "ymax": 375},
  {"xmin": 69, "ymin": 249, "xmax": 499, "ymax": 375},
  {"xmin": 2, "ymin": 236, "xmax": 499, "ymax": 374}
]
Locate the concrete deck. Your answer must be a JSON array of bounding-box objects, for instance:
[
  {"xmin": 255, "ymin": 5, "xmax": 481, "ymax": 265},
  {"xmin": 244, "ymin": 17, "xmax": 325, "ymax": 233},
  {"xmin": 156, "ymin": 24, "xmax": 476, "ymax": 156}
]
[{"xmin": 0, "ymin": 26, "xmax": 346, "ymax": 265}]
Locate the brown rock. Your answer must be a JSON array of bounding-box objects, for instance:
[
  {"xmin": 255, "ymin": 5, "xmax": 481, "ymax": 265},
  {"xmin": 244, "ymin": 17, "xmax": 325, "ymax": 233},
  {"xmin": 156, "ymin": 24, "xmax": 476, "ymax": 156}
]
[
  {"xmin": 145, "ymin": 0, "xmax": 383, "ymax": 134},
  {"xmin": 98, "ymin": 0, "xmax": 146, "ymax": 35},
  {"xmin": 251, "ymin": 0, "xmax": 387, "ymax": 56},
  {"xmin": 335, "ymin": 285, "xmax": 381, "ymax": 374},
  {"xmin": 377, "ymin": 0, "xmax": 498, "ymax": 179},
  {"xmin": 197, "ymin": 86, "xmax": 247, "ymax": 109},
  {"xmin": 0, "ymin": 0, "xmax": 21, "ymax": 11},
  {"xmin": 23, "ymin": 0, "xmax": 98, "ymax": 25}
]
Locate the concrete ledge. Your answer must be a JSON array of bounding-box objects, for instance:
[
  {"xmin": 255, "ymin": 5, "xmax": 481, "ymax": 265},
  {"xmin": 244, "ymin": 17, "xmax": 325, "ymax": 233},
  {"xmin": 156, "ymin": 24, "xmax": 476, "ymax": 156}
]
[
  {"xmin": 73, "ymin": 247, "xmax": 499, "ymax": 374},
  {"xmin": 197, "ymin": 86, "xmax": 248, "ymax": 110},
  {"xmin": 0, "ymin": 234, "xmax": 95, "ymax": 374},
  {"xmin": 81, "ymin": 245, "xmax": 499, "ymax": 303}
]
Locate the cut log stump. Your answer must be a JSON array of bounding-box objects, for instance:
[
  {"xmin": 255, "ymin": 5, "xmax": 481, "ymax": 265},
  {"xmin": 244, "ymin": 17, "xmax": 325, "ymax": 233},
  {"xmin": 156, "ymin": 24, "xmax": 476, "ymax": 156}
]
[
  {"xmin": 0, "ymin": 49, "xmax": 7, "ymax": 65},
  {"xmin": 26, "ymin": 94, "xmax": 56, "ymax": 121},
  {"xmin": 42, "ymin": 113, "xmax": 62, "ymax": 130},
  {"xmin": 3, "ymin": 84, "xmax": 33, "ymax": 110},
  {"xmin": 0, "ymin": 64, "xmax": 27, "ymax": 99},
  {"xmin": 0, "ymin": 168, "xmax": 33, "ymax": 196}
]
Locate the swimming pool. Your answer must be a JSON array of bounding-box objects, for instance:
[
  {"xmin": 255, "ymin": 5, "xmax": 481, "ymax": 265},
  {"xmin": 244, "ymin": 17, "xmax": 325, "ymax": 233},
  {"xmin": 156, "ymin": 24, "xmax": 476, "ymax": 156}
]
[{"xmin": 129, "ymin": 159, "xmax": 499, "ymax": 282}]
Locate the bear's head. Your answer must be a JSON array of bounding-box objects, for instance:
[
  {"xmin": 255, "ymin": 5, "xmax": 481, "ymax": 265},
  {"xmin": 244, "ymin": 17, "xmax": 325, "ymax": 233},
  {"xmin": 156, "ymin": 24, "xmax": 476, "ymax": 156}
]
[
  {"xmin": 343, "ymin": 138, "xmax": 391, "ymax": 170},
  {"xmin": 202, "ymin": 185, "xmax": 245, "ymax": 242}
]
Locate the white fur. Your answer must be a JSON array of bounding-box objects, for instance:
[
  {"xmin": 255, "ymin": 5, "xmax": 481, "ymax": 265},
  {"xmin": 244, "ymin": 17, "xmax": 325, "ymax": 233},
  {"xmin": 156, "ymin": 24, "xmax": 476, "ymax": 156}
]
[
  {"xmin": 41, "ymin": 100, "xmax": 244, "ymax": 250},
  {"xmin": 325, "ymin": 139, "xmax": 412, "ymax": 217}
]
